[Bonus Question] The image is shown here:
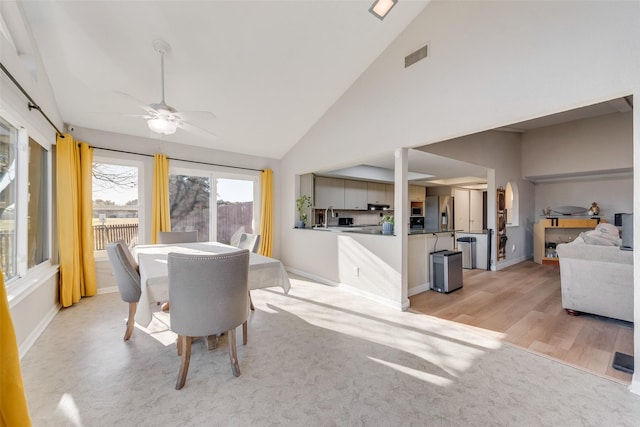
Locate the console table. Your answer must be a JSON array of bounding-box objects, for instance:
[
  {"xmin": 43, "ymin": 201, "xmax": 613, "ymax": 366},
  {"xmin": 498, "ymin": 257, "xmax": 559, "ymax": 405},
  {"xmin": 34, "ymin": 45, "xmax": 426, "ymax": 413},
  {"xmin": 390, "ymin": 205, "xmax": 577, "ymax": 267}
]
[{"xmin": 533, "ymin": 217, "xmax": 601, "ymax": 265}]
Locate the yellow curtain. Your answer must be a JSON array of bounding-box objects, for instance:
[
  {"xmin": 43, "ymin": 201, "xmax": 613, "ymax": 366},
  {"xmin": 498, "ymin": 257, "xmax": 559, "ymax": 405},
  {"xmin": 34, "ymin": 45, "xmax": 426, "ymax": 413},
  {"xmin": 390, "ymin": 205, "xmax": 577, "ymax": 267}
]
[
  {"xmin": 151, "ymin": 154, "xmax": 171, "ymax": 243},
  {"xmin": 56, "ymin": 135, "xmax": 97, "ymax": 307},
  {"xmin": 258, "ymin": 169, "xmax": 273, "ymax": 257},
  {"xmin": 0, "ymin": 273, "xmax": 32, "ymax": 427}
]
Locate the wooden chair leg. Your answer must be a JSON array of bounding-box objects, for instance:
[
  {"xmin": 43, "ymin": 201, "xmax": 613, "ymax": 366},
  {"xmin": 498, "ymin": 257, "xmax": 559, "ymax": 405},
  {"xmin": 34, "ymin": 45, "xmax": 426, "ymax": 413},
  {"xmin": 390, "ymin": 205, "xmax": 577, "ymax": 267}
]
[
  {"xmin": 228, "ymin": 329, "xmax": 241, "ymax": 377},
  {"xmin": 206, "ymin": 335, "xmax": 219, "ymax": 350},
  {"xmin": 249, "ymin": 291, "xmax": 255, "ymax": 311},
  {"xmin": 123, "ymin": 302, "xmax": 137, "ymax": 341},
  {"xmin": 177, "ymin": 335, "xmax": 183, "ymax": 355},
  {"xmin": 242, "ymin": 321, "xmax": 247, "ymax": 345},
  {"xmin": 176, "ymin": 336, "xmax": 192, "ymax": 390}
]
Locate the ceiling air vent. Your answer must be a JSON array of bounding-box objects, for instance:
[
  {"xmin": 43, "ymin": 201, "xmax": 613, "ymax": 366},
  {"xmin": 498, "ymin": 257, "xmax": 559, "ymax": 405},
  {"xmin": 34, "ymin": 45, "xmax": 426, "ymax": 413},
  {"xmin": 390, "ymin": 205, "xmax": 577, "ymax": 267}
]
[{"xmin": 405, "ymin": 44, "xmax": 429, "ymax": 68}]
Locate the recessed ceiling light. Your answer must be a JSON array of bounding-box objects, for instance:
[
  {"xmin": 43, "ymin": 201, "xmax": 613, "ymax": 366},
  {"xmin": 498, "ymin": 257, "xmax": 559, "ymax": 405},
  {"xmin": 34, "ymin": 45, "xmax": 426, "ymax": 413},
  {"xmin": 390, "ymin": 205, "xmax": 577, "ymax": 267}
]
[{"xmin": 369, "ymin": 0, "xmax": 397, "ymax": 21}]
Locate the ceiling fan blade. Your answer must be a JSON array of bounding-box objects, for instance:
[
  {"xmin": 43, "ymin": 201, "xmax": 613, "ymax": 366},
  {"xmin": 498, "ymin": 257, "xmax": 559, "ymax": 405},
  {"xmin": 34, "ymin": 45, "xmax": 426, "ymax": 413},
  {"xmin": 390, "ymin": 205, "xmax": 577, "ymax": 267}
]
[
  {"xmin": 179, "ymin": 121, "xmax": 218, "ymax": 139},
  {"xmin": 175, "ymin": 110, "xmax": 217, "ymax": 121},
  {"xmin": 113, "ymin": 90, "xmax": 156, "ymax": 114}
]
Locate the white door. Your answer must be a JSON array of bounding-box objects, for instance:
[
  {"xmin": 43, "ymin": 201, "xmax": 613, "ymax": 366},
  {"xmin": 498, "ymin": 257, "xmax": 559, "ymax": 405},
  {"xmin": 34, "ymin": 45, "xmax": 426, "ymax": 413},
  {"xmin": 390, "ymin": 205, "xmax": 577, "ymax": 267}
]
[
  {"xmin": 469, "ymin": 190, "xmax": 483, "ymax": 231},
  {"xmin": 454, "ymin": 188, "xmax": 470, "ymax": 232}
]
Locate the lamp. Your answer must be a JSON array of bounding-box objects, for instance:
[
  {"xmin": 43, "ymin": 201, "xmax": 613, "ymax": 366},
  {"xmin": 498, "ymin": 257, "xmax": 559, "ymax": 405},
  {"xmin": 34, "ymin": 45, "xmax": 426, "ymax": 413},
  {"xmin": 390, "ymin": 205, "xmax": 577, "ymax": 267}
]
[{"xmin": 369, "ymin": 0, "xmax": 397, "ymax": 20}]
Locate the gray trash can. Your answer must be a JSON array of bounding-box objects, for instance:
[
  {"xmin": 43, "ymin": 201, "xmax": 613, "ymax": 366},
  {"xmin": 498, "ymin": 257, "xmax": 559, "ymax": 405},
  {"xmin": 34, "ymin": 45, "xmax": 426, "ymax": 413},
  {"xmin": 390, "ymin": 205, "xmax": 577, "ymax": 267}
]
[
  {"xmin": 429, "ymin": 250, "xmax": 463, "ymax": 293},
  {"xmin": 457, "ymin": 237, "xmax": 476, "ymax": 269}
]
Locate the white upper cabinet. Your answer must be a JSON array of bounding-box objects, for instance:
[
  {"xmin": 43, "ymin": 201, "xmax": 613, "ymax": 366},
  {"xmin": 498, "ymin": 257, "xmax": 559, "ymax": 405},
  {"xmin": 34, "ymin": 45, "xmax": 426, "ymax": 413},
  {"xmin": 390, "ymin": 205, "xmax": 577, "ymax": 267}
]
[
  {"xmin": 409, "ymin": 185, "xmax": 426, "ymax": 201},
  {"xmin": 315, "ymin": 176, "xmax": 345, "ymax": 209},
  {"xmin": 385, "ymin": 184, "xmax": 394, "ymax": 208},
  {"xmin": 367, "ymin": 182, "xmax": 387, "ymax": 205},
  {"xmin": 344, "ymin": 180, "xmax": 367, "ymax": 210}
]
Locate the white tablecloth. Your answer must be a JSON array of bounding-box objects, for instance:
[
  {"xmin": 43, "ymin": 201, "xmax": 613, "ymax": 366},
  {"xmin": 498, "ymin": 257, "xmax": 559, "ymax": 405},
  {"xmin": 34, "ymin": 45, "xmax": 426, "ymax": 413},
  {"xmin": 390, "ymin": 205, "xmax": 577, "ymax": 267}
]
[{"xmin": 133, "ymin": 242, "xmax": 291, "ymax": 327}]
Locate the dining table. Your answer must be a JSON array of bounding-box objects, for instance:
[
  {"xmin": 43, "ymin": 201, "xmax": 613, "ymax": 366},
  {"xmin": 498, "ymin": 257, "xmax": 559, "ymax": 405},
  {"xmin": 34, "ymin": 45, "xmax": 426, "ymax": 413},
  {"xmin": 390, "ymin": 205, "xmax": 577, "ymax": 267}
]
[{"xmin": 133, "ymin": 241, "xmax": 291, "ymax": 327}]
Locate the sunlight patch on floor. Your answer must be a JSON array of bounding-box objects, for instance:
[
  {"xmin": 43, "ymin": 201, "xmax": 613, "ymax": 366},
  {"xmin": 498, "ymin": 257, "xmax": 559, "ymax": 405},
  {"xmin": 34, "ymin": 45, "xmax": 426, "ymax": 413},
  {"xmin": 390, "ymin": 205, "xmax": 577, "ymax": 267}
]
[
  {"xmin": 368, "ymin": 356, "xmax": 454, "ymax": 386},
  {"xmin": 56, "ymin": 393, "xmax": 83, "ymax": 427},
  {"xmin": 134, "ymin": 311, "xmax": 176, "ymax": 346}
]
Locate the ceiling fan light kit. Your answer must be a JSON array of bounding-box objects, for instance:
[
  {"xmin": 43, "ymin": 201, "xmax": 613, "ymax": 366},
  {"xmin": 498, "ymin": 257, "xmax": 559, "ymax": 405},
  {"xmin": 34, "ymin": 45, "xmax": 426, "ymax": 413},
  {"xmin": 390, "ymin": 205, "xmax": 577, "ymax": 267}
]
[{"xmin": 148, "ymin": 116, "xmax": 178, "ymax": 135}]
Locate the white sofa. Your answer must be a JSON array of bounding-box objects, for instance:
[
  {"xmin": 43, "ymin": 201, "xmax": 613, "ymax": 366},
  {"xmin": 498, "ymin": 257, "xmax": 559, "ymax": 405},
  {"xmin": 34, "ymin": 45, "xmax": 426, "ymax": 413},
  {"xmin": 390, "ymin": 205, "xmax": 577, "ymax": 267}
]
[{"xmin": 556, "ymin": 236, "xmax": 633, "ymax": 322}]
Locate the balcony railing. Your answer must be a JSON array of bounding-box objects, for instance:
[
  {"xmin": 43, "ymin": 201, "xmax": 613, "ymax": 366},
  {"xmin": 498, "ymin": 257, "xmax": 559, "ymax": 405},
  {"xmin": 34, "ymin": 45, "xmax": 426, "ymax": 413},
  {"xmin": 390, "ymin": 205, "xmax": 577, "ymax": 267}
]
[{"xmin": 93, "ymin": 224, "xmax": 139, "ymax": 250}]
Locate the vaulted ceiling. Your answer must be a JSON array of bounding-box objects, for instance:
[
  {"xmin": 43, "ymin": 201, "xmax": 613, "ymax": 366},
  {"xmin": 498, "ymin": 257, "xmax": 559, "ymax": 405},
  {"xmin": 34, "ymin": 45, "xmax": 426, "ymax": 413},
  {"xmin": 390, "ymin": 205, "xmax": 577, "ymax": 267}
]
[{"xmin": 18, "ymin": 0, "xmax": 429, "ymax": 159}]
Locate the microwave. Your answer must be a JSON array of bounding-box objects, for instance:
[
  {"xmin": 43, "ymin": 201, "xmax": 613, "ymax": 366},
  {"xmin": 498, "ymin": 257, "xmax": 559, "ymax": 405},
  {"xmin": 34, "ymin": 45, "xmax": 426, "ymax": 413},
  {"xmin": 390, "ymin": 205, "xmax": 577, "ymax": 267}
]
[{"xmin": 411, "ymin": 206, "xmax": 423, "ymax": 216}]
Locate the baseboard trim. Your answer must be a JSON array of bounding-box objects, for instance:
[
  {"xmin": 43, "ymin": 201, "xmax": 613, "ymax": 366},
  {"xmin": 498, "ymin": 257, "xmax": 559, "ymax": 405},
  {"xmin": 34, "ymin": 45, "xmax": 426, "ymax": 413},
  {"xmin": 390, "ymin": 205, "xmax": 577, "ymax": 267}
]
[
  {"xmin": 285, "ymin": 267, "xmax": 340, "ymax": 287},
  {"xmin": 97, "ymin": 286, "xmax": 119, "ymax": 295},
  {"xmin": 19, "ymin": 303, "xmax": 59, "ymax": 359},
  {"xmin": 409, "ymin": 282, "xmax": 430, "ymax": 296},
  {"xmin": 495, "ymin": 255, "xmax": 528, "ymax": 270},
  {"xmin": 629, "ymin": 375, "xmax": 640, "ymax": 396}
]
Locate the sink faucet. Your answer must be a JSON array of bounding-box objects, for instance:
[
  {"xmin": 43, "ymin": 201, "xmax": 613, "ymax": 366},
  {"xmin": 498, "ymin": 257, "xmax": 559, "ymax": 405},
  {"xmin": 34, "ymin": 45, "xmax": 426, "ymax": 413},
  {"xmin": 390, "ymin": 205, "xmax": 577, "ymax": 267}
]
[{"xmin": 323, "ymin": 206, "xmax": 334, "ymax": 228}]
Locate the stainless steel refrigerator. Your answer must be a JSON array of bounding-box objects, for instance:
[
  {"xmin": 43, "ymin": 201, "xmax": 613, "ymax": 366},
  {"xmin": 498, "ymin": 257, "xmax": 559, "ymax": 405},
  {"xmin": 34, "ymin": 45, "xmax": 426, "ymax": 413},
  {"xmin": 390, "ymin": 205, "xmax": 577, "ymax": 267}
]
[{"xmin": 425, "ymin": 196, "xmax": 453, "ymax": 231}]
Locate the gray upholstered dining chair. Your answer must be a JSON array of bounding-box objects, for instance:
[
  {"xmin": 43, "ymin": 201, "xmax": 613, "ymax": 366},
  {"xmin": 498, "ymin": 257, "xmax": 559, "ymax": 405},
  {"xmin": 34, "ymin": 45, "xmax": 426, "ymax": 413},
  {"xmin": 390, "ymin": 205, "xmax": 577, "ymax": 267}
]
[
  {"xmin": 106, "ymin": 240, "xmax": 141, "ymax": 341},
  {"xmin": 158, "ymin": 230, "xmax": 198, "ymax": 244},
  {"xmin": 234, "ymin": 233, "xmax": 261, "ymax": 313},
  {"xmin": 168, "ymin": 249, "xmax": 250, "ymax": 390},
  {"xmin": 237, "ymin": 232, "xmax": 261, "ymax": 253}
]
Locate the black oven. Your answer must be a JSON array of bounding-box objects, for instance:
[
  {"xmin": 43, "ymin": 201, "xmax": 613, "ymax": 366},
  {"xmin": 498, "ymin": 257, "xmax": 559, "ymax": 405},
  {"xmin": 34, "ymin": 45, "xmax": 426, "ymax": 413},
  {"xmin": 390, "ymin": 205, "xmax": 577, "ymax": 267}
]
[{"xmin": 410, "ymin": 216, "xmax": 425, "ymax": 229}]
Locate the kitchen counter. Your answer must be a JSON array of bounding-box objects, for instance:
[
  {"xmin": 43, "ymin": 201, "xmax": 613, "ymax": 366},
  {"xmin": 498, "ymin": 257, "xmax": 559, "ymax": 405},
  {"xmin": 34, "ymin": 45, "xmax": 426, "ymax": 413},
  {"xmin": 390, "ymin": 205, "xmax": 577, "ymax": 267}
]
[
  {"xmin": 306, "ymin": 225, "xmax": 394, "ymax": 235},
  {"xmin": 409, "ymin": 229, "xmax": 457, "ymax": 235}
]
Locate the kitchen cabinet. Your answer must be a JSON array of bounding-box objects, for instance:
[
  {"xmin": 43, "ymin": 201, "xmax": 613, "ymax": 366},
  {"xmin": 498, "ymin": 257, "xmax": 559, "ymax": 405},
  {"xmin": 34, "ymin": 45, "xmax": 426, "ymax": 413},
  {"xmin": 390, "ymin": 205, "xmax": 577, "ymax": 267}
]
[
  {"xmin": 385, "ymin": 184, "xmax": 394, "ymax": 208},
  {"xmin": 315, "ymin": 176, "xmax": 345, "ymax": 209},
  {"xmin": 344, "ymin": 180, "xmax": 367, "ymax": 210},
  {"xmin": 409, "ymin": 185, "xmax": 426, "ymax": 201},
  {"xmin": 533, "ymin": 217, "xmax": 601, "ymax": 265},
  {"xmin": 367, "ymin": 182, "xmax": 387, "ymax": 205}
]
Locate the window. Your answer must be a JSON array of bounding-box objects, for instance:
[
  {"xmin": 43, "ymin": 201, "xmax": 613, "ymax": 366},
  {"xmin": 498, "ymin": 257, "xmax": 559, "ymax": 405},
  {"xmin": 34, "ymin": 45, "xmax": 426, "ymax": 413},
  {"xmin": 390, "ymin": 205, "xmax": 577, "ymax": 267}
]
[
  {"xmin": 28, "ymin": 138, "xmax": 49, "ymax": 267},
  {"xmin": 92, "ymin": 160, "xmax": 141, "ymax": 250},
  {"xmin": 505, "ymin": 181, "xmax": 519, "ymax": 226},
  {"xmin": 169, "ymin": 173, "xmax": 211, "ymax": 239},
  {"xmin": 217, "ymin": 178, "xmax": 255, "ymax": 245},
  {"xmin": 169, "ymin": 168, "xmax": 258, "ymax": 243},
  {"xmin": 0, "ymin": 117, "xmax": 17, "ymax": 280},
  {"xmin": 1, "ymin": 114, "xmax": 51, "ymax": 285}
]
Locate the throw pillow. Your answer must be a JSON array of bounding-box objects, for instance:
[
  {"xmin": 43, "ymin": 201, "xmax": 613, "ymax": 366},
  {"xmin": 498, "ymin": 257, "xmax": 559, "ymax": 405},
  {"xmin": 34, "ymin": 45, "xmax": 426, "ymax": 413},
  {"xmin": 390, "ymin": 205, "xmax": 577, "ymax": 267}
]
[
  {"xmin": 595, "ymin": 222, "xmax": 620, "ymax": 237},
  {"xmin": 580, "ymin": 231, "xmax": 616, "ymax": 246}
]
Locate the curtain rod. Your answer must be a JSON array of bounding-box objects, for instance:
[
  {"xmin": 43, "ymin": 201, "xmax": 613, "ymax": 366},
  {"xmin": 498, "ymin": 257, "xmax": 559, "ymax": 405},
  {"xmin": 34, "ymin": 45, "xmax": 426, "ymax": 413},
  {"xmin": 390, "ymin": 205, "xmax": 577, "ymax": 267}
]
[
  {"xmin": 0, "ymin": 61, "xmax": 65, "ymax": 137},
  {"xmin": 93, "ymin": 146, "xmax": 264, "ymax": 172}
]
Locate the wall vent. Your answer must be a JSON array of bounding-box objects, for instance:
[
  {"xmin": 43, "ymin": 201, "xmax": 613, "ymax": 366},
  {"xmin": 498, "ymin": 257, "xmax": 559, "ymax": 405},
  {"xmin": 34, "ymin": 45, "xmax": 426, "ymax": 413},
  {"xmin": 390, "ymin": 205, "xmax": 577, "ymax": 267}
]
[{"xmin": 405, "ymin": 44, "xmax": 428, "ymax": 68}]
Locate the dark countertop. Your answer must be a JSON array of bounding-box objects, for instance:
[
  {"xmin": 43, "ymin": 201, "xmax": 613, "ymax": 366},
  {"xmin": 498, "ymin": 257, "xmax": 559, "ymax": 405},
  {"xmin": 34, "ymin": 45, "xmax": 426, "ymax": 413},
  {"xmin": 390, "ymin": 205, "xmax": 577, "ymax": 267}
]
[
  {"xmin": 456, "ymin": 230, "xmax": 490, "ymax": 235},
  {"xmin": 409, "ymin": 229, "xmax": 457, "ymax": 235}
]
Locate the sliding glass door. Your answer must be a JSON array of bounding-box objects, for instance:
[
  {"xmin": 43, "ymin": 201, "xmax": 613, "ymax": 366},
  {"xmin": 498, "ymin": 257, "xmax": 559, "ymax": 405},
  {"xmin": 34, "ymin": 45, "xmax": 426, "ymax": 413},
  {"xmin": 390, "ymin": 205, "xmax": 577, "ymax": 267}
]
[{"xmin": 169, "ymin": 168, "xmax": 258, "ymax": 243}]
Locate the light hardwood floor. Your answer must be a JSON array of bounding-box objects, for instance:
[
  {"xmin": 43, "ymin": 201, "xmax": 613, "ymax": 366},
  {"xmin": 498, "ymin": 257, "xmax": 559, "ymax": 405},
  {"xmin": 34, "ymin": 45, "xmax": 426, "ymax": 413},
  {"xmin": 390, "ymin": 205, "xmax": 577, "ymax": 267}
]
[{"xmin": 409, "ymin": 260, "xmax": 634, "ymax": 384}]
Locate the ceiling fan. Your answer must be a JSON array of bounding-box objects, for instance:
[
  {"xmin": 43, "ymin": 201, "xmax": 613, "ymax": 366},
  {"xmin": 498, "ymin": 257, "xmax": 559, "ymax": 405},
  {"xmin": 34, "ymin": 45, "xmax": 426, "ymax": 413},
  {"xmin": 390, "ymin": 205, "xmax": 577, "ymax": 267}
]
[{"xmin": 119, "ymin": 39, "xmax": 216, "ymax": 137}]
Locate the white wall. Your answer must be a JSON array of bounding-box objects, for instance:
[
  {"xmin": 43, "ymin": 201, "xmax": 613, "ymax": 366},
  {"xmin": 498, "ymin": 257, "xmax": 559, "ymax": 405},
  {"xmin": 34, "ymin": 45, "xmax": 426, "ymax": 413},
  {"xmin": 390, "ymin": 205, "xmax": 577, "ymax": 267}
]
[
  {"xmin": 279, "ymin": 1, "xmax": 640, "ymax": 390},
  {"xmin": 522, "ymin": 112, "xmax": 633, "ymax": 179},
  {"xmin": 534, "ymin": 177, "xmax": 632, "ymax": 224}
]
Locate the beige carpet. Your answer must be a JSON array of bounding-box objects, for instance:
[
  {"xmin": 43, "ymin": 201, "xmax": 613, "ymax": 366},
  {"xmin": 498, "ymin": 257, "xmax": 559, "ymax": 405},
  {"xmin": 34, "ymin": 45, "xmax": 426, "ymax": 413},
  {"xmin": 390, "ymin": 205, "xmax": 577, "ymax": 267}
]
[{"xmin": 20, "ymin": 275, "xmax": 640, "ymax": 426}]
